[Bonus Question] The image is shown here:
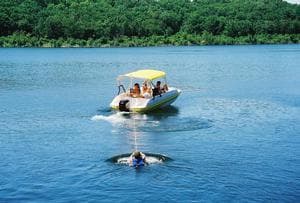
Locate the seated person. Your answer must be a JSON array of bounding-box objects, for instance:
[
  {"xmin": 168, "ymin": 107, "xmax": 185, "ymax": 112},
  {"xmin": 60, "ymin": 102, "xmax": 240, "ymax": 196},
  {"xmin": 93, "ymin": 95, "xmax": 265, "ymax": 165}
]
[
  {"xmin": 162, "ymin": 84, "xmax": 169, "ymax": 92},
  {"xmin": 130, "ymin": 83, "xmax": 142, "ymax": 98},
  {"xmin": 163, "ymin": 83, "xmax": 168, "ymax": 92},
  {"xmin": 142, "ymin": 82, "xmax": 152, "ymax": 98},
  {"xmin": 153, "ymin": 81, "xmax": 168, "ymax": 96},
  {"xmin": 129, "ymin": 151, "xmax": 147, "ymax": 168}
]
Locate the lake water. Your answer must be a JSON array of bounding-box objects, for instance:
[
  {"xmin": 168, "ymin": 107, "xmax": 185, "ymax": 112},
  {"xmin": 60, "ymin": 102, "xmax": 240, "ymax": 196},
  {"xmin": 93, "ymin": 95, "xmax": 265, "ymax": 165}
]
[{"xmin": 0, "ymin": 45, "xmax": 299, "ymax": 202}]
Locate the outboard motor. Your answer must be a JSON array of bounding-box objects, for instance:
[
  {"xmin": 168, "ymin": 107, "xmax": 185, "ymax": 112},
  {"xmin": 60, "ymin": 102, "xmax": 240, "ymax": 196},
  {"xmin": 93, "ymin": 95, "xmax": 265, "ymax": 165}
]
[{"xmin": 119, "ymin": 99, "xmax": 130, "ymax": 112}]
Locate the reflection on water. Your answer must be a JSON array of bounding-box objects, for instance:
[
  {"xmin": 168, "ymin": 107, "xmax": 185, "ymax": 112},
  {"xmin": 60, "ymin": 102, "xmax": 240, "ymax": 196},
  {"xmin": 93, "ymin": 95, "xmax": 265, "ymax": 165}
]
[{"xmin": 145, "ymin": 106, "xmax": 179, "ymax": 119}]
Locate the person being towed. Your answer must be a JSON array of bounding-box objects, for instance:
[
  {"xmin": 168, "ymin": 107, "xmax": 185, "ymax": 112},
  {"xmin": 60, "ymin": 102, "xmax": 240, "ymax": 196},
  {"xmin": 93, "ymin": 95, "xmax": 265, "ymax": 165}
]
[{"xmin": 129, "ymin": 151, "xmax": 148, "ymax": 168}]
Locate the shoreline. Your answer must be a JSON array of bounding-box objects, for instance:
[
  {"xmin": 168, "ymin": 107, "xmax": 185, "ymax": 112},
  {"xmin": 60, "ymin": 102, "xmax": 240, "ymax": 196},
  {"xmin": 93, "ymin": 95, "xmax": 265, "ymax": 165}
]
[{"xmin": 1, "ymin": 33, "xmax": 299, "ymax": 48}]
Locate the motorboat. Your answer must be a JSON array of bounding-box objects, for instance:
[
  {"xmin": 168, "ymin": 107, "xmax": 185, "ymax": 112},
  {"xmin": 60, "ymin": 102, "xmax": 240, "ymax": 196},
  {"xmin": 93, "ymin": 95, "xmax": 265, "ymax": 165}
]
[{"xmin": 110, "ymin": 69, "xmax": 181, "ymax": 113}]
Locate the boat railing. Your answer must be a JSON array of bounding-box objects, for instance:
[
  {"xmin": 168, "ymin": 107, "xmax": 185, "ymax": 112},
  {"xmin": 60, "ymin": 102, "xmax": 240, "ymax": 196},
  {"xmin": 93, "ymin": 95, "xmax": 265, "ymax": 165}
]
[{"xmin": 117, "ymin": 85, "xmax": 126, "ymax": 95}]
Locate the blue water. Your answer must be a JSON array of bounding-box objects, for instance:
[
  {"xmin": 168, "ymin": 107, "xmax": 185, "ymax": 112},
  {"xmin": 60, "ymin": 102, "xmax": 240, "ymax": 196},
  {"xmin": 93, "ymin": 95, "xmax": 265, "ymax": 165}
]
[{"xmin": 0, "ymin": 45, "xmax": 300, "ymax": 202}]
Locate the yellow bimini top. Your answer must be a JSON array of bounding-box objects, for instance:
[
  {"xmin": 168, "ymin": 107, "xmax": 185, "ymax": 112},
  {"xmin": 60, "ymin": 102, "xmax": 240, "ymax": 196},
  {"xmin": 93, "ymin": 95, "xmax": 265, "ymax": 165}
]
[{"xmin": 119, "ymin": 69, "xmax": 166, "ymax": 81}]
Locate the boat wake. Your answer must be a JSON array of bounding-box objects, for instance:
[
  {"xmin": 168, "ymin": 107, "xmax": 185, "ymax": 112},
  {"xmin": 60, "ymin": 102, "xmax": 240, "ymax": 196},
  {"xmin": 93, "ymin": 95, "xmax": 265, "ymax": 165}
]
[
  {"xmin": 91, "ymin": 112, "xmax": 129, "ymax": 124},
  {"xmin": 91, "ymin": 112, "xmax": 212, "ymax": 132},
  {"xmin": 106, "ymin": 153, "xmax": 172, "ymax": 165},
  {"xmin": 136, "ymin": 117, "xmax": 213, "ymax": 132}
]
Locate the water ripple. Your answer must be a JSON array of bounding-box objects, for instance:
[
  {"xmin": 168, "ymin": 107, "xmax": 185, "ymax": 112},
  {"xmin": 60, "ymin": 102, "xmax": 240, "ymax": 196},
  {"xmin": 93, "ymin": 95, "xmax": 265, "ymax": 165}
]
[{"xmin": 92, "ymin": 113, "xmax": 213, "ymax": 132}]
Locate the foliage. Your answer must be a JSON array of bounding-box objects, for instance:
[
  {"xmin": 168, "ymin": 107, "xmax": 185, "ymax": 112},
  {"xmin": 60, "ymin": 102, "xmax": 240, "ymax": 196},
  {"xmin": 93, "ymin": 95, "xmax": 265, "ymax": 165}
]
[{"xmin": 0, "ymin": 0, "xmax": 299, "ymax": 47}]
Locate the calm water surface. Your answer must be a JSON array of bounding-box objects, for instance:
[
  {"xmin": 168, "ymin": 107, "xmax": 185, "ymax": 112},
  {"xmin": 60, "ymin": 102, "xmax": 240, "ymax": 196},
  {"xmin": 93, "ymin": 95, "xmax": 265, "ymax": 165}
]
[{"xmin": 0, "ymin": 45, "xmax": 300, "ymax": 202}]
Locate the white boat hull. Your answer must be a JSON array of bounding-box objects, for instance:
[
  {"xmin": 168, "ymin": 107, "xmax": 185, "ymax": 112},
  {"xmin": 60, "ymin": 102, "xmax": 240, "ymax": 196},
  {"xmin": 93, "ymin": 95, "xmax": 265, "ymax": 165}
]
[{"xmin": 110, "ymin": 87, "xmax": 181, "ymax": 113}]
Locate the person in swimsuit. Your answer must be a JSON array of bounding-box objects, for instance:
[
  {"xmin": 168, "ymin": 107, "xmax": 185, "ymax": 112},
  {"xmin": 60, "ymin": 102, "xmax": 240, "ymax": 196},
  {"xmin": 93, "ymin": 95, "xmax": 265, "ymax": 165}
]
[
  {"xmin": 142, "ymin": 82, "xmax": 151, "ymax": 98},
  {"xmin": 130, "ymin": 83, "xmax": 141, "ymax": 97}
]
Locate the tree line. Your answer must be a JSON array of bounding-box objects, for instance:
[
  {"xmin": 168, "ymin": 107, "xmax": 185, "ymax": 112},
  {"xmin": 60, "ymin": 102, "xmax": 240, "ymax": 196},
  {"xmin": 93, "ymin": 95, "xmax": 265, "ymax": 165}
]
[{"xmin": 0, "ymin": 0, "xmax": 299, "ymax": 47}]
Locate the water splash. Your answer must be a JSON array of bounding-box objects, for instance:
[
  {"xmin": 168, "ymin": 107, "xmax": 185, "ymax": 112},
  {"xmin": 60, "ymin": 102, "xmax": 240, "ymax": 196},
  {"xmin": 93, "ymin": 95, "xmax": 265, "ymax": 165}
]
[
  {"xmin": 106, "ymin": 153, "xmax": 172, "ymax": 165},
  {"xmin": 91, "ymin": 112, "xmax": 129, "ymax": 124}
]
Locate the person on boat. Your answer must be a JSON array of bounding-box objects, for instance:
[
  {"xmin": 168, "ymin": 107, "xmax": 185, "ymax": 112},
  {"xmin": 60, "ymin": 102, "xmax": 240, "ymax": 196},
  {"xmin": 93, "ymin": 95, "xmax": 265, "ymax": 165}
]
[
  {"xmin": 142, "ymin": 82, "xmax": 151, "ymax": 98},
  {"xmin": 130, "ymin": 83, "xmax": 142, "ymax": 98},
  {"xmin": 153, "ymin": 81, "xmax": 168, "ymax": 96},
  {"xmin": 129, "ymin": 151, "xmax": 147, "ymax": 168},
  {"xmin": 163, "ymin": 83, "xmax": 168, "ymax": 92},
  {"xmin": 157, "ymin": 81, "xmax": 168, "ymax": 93}
]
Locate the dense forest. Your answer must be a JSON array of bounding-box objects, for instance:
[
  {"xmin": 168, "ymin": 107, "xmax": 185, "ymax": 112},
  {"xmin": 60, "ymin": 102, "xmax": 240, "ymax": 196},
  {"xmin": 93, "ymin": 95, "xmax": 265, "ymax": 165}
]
[{"xmin": 0, "ymin": 0, "xmax": 300, "ymax": 47}]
